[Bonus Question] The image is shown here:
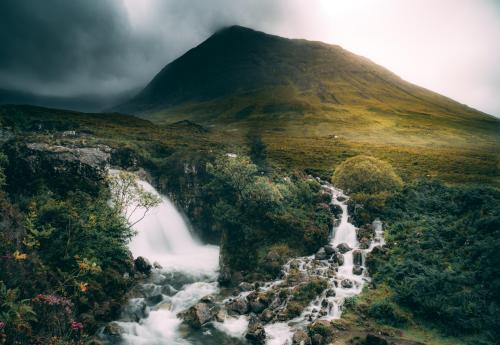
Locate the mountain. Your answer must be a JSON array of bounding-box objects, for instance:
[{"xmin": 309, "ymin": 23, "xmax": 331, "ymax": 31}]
[{"xmin": 115, "ymin": 26, "xmax": 498, "ymax": 148}]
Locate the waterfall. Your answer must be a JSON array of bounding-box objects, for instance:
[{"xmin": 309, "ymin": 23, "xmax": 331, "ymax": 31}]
[
  {"xmin": 107, "ymin": 176, "xmax": 221, "ymax": 345},
  {"xmin": 127, "ymin": 180, "xmax": 219, "ymax": 277}
]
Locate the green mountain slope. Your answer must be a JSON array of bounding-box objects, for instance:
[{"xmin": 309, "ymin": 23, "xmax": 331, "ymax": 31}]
[{"xmin": 116, "ymin": 26, "xmax": 498, "ymax": 148}]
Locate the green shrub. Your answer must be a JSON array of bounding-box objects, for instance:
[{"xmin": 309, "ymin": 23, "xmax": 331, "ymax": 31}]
[
  {"xmin": 332, "ymin": 155, "xmax": 403, "ymax": 194},
  {"xmin": 367, "ymin": 300, "xmax": 408, "ymax": 327},
  {"xmin": 369, "ymin": 180, "xmax": 500, "ymax": 339}
]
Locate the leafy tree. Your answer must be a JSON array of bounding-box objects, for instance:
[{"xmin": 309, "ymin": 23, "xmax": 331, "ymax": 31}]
[{"xmin": 107, "ymin": 171, "xmax": 161, "ymax": 228}]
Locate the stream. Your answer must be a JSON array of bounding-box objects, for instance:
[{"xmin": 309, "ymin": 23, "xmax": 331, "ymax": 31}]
[{"xmin": 102, "ymin": 179, "xmax": 384, "ymax": 345}]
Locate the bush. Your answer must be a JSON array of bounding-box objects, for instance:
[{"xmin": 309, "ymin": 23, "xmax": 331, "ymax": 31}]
[
  {"xmin": 332, "ymin": 155, "xmax": 403, "ymax": 195},
  {"xmin": 367, "ymin": 300, "xmax": 408, "ymax": 327},
  {"xmin": 206, "ymin": 155, "xmax": 332, "ymax": 277},
  {"xmin": 368, "ymin": 181, "xmax": 500, "ymax": 339}
]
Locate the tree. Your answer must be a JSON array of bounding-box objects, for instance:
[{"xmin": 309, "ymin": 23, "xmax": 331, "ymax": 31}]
[
  {"xmin": 332, "ymin": 155, "xmax": 403, "ymax": 195},
  {"xmin": 107, "ymin": 171, "xmax": 161, "ymax": 228}
]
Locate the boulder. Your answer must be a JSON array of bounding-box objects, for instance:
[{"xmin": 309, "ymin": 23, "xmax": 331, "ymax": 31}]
[
  {"xmin": 341, "ymin": 279, "xmax": 353, "ymax": 289},
  {"xmin": 336, "ymin": 243, "xmax": 351, "ymax": 253},
  {"xmin": 153, "ymin": 262, "xmax": 163, "ymax": 269},
  {"xmin": 228, "ymin": 298, "xmax": 249, "ymax": 314},
  {"xmin": 249, "ymin": 299, "xmax": 266, "ymax": 314},
  {"xmin": 239, "ymin": 282, "xmax": 254, "ymax": 291},
  {"xmin": 260, "ymin": 309, "xmax": 274, "ymax": 323},
  {"xmin": 214, "ymin": 308, "xmax": 226, "ymax": 322},
  {"xmin": 315, "ymin": 247, "xmax": 328, "ymax": 260},
  {"xmin": 103, "ymin": 322, "xmax": 124, "ymax": 337},
  {"xmin": 178, "ymin": 302, "xmax": 214, "ymax": 328},
  {"xmin": 329, "ymin": 204, "xmax": 343, "ymax": 217},
  {"xmin": 7, "ymin": 142, "xmax": 111, "ymax": 194},
  {"xmin": 353, "ymin": 250, "xmax": 363, "ymax": 266},
  {"xmin": 326, "ymin": 289, "xmax": 336, "ymax": 297},
  {"xmin": 333, "ymin": 253, "xmax": 344, "ymax": 266},
  {"xmin": 245, "ymin": 315, "xmax": 266, "ymax": 344},
  {"xmin": 352, "ymin": 266, "xmax": 364, "ymax": 275},
  {"xmin": 323, "ymin": 244, "xmax": 337, "ymax": 255},
  {"xmin": 134, "ymin": 257, "xmax": 152, "ymax": 275},
  {"xmin": 292, "ymin": 330, "xmax": 312, "ymax": 345}
]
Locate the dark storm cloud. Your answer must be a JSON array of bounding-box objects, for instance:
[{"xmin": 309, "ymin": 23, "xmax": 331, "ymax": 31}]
[{"xmin": 0, "ymin": 0, "xmax": 286, "ymax": 98}]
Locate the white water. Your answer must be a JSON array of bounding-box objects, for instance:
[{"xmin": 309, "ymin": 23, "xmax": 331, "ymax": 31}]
[
  {"xmin": 111, "ymin": 178, "xmax": 220, "ymax": 345},
  {"xmin": 128, "ymin": 181, "xmax": 219, "ymax": 277},
  {"xmin": 256, "ymin": 185, "xmax": 385, "ymax": 344}
]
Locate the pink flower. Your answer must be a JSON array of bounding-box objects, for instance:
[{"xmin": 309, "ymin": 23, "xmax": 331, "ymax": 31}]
[
  {"xmin": 70, "ymin": 321, "xmax": 83, "ymax": 331},
  {"xmin": 0, "ymin": 321, "xmax": 5, "ymax": 329}
]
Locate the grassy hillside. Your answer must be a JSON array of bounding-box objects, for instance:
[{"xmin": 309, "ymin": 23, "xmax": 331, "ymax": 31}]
[
  {"xmin": 1, "ymin": 104, "xmax": 497, "ymax": 187},
  {"xmin": 115, "ymin": 26, "xmax": 498, "ymax": 154}
]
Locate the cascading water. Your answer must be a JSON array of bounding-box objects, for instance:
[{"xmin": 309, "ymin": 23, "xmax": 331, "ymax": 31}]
[
  {"xmin": 104, "ymin": 176, "xmax": 384, "ymax": 345},
  {"xmin": 104, "ymin": 177, "xmax": 227, "ymax": 345},
  {"xmin": 217, "ymin": 183, "xmax": 385, "ymax": 345},
  {"xmin": 127, "ymin": 181, "xmax": 219, "ymax": 276}
]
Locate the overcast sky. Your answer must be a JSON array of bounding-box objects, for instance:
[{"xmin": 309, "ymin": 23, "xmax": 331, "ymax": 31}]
[{"xmin": 0, "ymin": 0, "xmax": 499, "ymax": 115}]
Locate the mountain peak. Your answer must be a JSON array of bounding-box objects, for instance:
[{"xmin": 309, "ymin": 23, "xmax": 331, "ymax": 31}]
[{"xmin": 115, "ymin": 26, "xmax": 494, "ymax": 133}]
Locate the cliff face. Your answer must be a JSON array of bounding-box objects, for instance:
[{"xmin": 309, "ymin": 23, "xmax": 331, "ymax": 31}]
[{"xmin": 3, "ymin": 141, "xmax": 111, "ymax": 195}]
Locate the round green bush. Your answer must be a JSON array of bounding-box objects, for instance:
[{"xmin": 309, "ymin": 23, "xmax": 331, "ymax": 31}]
[{"xmin": 331, "ymin": 155, "xmax": 403, "ymax": 194}]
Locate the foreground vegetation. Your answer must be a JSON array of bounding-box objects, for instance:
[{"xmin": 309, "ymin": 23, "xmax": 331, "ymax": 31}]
[
  {"xmin": 0, "ymin": 104, "xmax": 498, "ymax": 344},
  {"xmin": 335, "ymin": 172, "xmax": 499, "ymax": 344}
]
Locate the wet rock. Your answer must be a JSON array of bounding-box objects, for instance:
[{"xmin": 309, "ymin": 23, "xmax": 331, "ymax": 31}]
[
  {"xmin": 145, "ymin": 294, "xmax": 163, "ymax": 305},
  {"xmin": 341, "ymin": 279, "xmax": 353, "ymax": 289},
  {"xmin": 365, "ymin": 334, "xmax": 389, "ymax": 345},
  {"xmin": 239, "ymin": 282, "xmax": 254, "ymax": 291},
  {"xmin": 353, "ymin": 266, "xmax": 364, "ymax": 275},
  {"xmin": 249, "ymin": 299, "xmax": 266, "ymax": 314},
  {"xmin": 289, "ymin": 259, "xmax": 301, "ymax": 269},
  {"xmin": 153, "ymin": 262, "xmax": 163, "ymax": 269},
  {"xmin": 337, "ymin": 196, "xmax": 347, "ymax": 202},
  {"xmin": 334, "ymin": 253, "xmax": 344, "ymax": 266},
  {"xmin": 120, "ymin": 299, "xmax": 148, "ymax": 322},
  {"xmin": 178, "ymin": 302, "xmax": 214, "ymax": 328},
  {"xmin": 245, "ymin": 315, "xmax": 266, "ymax": 344},
  {"xmin": 200, "ymin": 295, "xmax": 215, "ymax": 303},
  {"xmin": 326, "ymin": 289, "xmax": 336, "ymax": 297},
  {"xmin": 292, "ymin": 330, "xmax": 312, "ymax": 345},
  {"xmin": 228, "ymin": 298, "xmax": 249, "ymax": 314},
  {"xmin": 323, "ymin": 244, "xmax": 337, "ymax": 255},
  {"xmin": 260, "ymin": 309, "xmax": 274, "ymax": 323},
  {"xmin": 134, "ymin": 256, "xmax": 152, "ymax": 275},
  {"xmin": 336, "ymin": 243, "xmax": 351, "ymax": 253},
  {"xmin": 353, "ymin": 250, "xmax": 363, "ymax": 266},
  {"xmin": 315, "ymin": 247, "xmax": 328, "ymax": 260},
  {"xmin": 329, "ymin": 204, "xmax": 343, "ymax": 218},
  {"xmin": 103, "ymin": 322, "xmax": 124, "ymax": 337},
  {"xmin": 214, "ymin": 308, "xmax": 226, "ymax": 322},
  {"xmin": 276, "ymin": 311, "xmax": 288, "ymax": 321}
]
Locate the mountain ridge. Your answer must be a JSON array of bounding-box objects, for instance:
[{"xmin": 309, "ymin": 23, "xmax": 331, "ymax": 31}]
[{"xmin": 112, "ymin": 26, "xmax": 499, "ymax": 150}]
